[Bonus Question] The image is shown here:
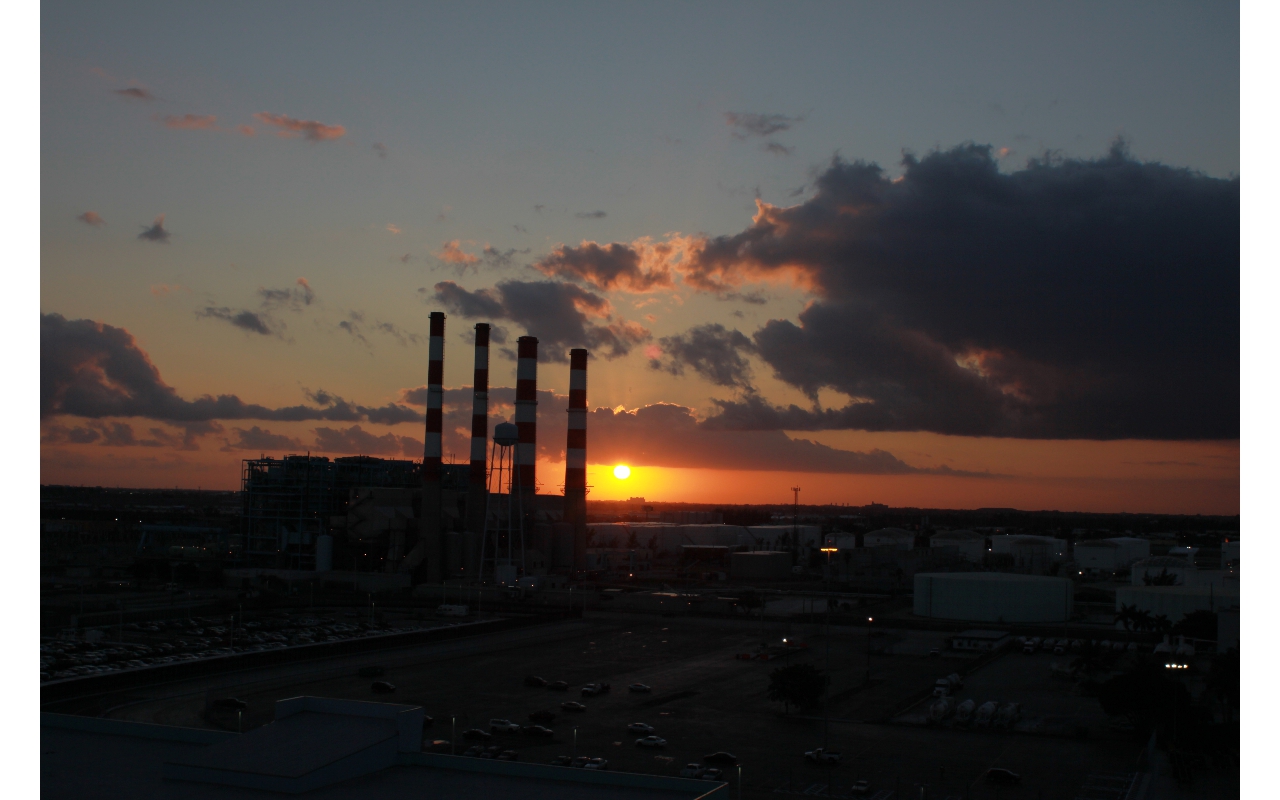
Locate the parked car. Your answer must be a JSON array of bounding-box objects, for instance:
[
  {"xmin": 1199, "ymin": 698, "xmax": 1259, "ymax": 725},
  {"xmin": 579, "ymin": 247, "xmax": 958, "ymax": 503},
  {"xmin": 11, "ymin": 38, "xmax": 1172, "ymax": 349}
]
[
  {"xmin": 524, "ymin": 675, "xmax": 548, "ymax": 687},
  {"xmin": 584, "ymin": 758, "xmax": 609, "ymax": 770},
  {"xmin": 635, "ymin": 736, "xmax": 667, "ymax": 748},
  {"xmin": 497, "ymin": 750, "xmax": 519, "ymax": 761},
  {"xmin": 680, "ymin": 764, "xmax": 705, "ymax": 778},
  {"xmin": 851, "ymin": 779, "xmax": 871, "ymax": 794},
  {"xmin": 422, "ymin": 715, "xmax": 434, "ymax": 728},
  {"xmin": 580, "ymin": 682, "xmax": 611, "ymax": 697},
  {"xmin": 699, "ymin": 768, "xmax": 723, "ymax": 780},
  {"xmin": 570, "ymin": 756, "xmax": 591, "ymax": 768},
  {"xmin": 424, "ymin": 739, "xmax": 451, "ymax": 753},
  {"xmin": 548, "ymin": 681, "xmax": 569, "ymax": 691},
  {"xmin": 628, "ymin": 683, "xmax": 652, "ymax": 693},
  {"xmin": 463, "ymin": 745, "xmax": 484, "ymax": 757},
  {"xmin": 528, "ymin": 710, "xmax": 557, "ymax": 724},
  {"xmin": 489, "ymin": 719, "xmax": 521, "ymax": 733},
  {"xmin": 462, "ymin": 728, "xmax": 493, "ymax": 741},
  {"xmin": 929, "ymin": 648, "xmax": 941, "ymax": 657},
  {"xmin": 627, "ymin": 722, "xmax": 655, "ymax": 735},
  {"xmin": 703, "ymin": 752, "xmax": 738, "ymax": 765},
  {"xmin": 984, "ymin": 768, "xmax": 1021, "ymax": 786},
  {"xmin": 804, "ymin": 748, "xmax": 841, "ymax": 765},
  {"xmin": 370, "ymin": 681, "xmax": 396, "ymax": 694},
  {"xmin": 560, "ymin": 701, "xmax": 587, "ymax": 713},
  {"xmin": 522, "ymin": 725, "xmax": 554, "ymax": 738},
  {"xmin": 550, "ymin": 755, "xmax": 573, "ymax": 766}
]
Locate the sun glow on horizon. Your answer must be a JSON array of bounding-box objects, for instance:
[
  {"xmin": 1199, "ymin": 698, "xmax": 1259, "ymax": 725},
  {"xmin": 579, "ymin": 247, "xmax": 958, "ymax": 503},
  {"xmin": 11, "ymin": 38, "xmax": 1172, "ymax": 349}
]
[{"xmin": 613, "ymin": 464, "xmax": 631, "ymax": 480}]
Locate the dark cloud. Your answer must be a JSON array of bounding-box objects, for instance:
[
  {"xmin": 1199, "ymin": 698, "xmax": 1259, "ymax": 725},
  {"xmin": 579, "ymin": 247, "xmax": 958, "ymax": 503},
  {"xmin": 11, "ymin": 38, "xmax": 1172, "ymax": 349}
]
[
  {"xmin": 41, "ymin": 419, "xmax": 221, "ymax": 450},
  {"xmin": 514, "ymin": 224, "xmax": 528, "ymax": 234},
  {"xmin": 115, "ymin": 87, "xmax": 154, "ymax": 101},
  {"xmin": 196, "ymin": 307, "xmax": 280, "ymax": 337},
  {"xmin": 724, "ymin": 112, "xmax": 801, "ymax": 139},
  {"xmin": 138, "ymin": 214, "xmax": 170, "ymax": 243},
  {"xmin": 77, "ymin": 211, "xmax": 105, "ymax": 227},
  {"xmin": 432, "ymin": 279, "xmax": 650, "ymax": 362},
  {"xmin": 336, "ymin": 312, "xmax": 423, "ymax": 348},
  {"xmin": 763, "ymin": 141, "xmax": 794, "ymax": 156},
  {"xmin": 533, "ymin": 241, "xmax": 675, "ymax": 292},
  {"xmin": 41, "ymin": 313, "xmax": 422, "ymax": 424},
  {"xmin": 649, "ymin": 324, "xmax": 756, "ymax": 390},
  {"xmin": 222, "ymin": 425, "xmax": 304, "ymax": 452},
  {"xmin": 372, "ymin": 143, "xmax": 388, "ymax": 158},
  {"xmin": 259, "ymin": 278, "xmax": 315, "ymax": 310},
  {"xmin": 685, "ymin": 143, "xmax": 1238, "ymax": 440},
  {"xmin": 575, "ymin": 211, "xmax": 607, "ymax": 219},
  {"xmin": 313, "ymin": 425, "xmax": 422, "ymax": 458}
]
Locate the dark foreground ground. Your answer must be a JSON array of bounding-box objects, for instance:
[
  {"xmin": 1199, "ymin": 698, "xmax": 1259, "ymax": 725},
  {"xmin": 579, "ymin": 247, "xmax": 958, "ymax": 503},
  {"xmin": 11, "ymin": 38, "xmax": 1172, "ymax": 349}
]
[{"xmin": 45, "ymin": 611, "xmax": 1166, "ymax": 799}]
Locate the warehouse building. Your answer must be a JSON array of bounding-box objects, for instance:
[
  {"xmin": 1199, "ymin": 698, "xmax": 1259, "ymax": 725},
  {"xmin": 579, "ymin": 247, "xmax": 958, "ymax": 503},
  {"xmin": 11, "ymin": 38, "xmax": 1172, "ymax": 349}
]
[
  {"xmin": 928, "ymin": 529, "xmax": 986, "ymax": 563},
  {"xmin": 913, "ymin": 572, "xmax": 1074, "ymax": 623},
  {"xmin": 730, "ymin": 550, "xmax": 792, "ymax": 580},
  {"xmin": 1115, "ymin": 584, "xmax": 1240, "ymax": 624},
  {"xmin": 864, "ymin": 527, "xmax": 917, "ymax": 550}
]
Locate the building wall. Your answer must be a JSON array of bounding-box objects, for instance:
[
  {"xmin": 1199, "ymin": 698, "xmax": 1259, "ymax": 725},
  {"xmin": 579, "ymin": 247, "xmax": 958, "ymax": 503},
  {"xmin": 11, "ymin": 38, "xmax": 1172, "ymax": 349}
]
[
  {"xmin": 929, "ymin": 536, "xmax": 985, "ymax": 563},
  {"xmin": 730, "ymin": 551, "xmax": 792, "ymax": 580},
  {"xmin": 1115, "ymin": 585, "xmax": 1240, "ymax": 623},
  {"xmin": 913, "ymin": 573, "xmax": 1073, "ymax": 622}
]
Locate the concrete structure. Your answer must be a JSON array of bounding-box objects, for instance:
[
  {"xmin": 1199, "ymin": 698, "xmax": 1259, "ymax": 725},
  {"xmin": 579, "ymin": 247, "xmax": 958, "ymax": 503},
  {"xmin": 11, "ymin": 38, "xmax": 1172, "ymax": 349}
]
[
  {"xmin": 989, "ymin": 534, "xmax": 1066, "ymax": 560},
  {"xmin": 730, "ymin": 550, "xmax": 792, "ymax": 580},
  {"xmin": 929, "ymin": 530, "xmax": 986, "ymax": 563},
  {"xmin": 1115, "ymin": 585, "xmax": 1240, "ymax": 624},
  {"xmin": 1222, "ymin": 540, "xmax": 1240, "ymax": 570},
  {"xmin": 745, "ymin": 525, "xmax": 822, "ymax": 552},
  {"xmin": 1074, "ymin": 537, "xmax": 1150, "ymax": 572},
  {"xmin": 913, "ymin": 573, "xmax": 1074, "ymax": 623},
  {"xmin": 949, "ymin": 630, "xmax": 1013, "ymax": 651},
  {"xmin": 864, "ymin": 527, "xmax": 916, "ymax": 550},
  {"xmin": 564, "ymin": 348, "xmax": 589, "ymax": 573},
  {"xmin": 465, "ymin": 323, "xmax": 490, "ymax": 575}
]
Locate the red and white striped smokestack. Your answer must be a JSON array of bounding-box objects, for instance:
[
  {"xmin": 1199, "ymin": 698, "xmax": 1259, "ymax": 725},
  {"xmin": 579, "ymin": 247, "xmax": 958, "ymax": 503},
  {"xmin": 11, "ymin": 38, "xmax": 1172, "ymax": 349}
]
[
  {"xmin": 465, "ymin": 324, "xmax": 490, "ymax": 553},
  {"xmin": 421, "ymin": 311, "xmax": 446, "ymax": 582},
  {"xmin": 515, "ymin": 336, "xmax": 538, "ymax": 507},
  {"xmin": 566, "ymin": 348, "xmax": 588, "ymax": 572}
]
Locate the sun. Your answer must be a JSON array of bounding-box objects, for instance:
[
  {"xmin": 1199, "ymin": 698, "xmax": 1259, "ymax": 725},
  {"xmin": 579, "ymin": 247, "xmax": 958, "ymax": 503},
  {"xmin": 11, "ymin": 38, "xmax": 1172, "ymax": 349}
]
[{"xmin": 613, "ymin": 464, "xmax": 631, "ymax": 480}]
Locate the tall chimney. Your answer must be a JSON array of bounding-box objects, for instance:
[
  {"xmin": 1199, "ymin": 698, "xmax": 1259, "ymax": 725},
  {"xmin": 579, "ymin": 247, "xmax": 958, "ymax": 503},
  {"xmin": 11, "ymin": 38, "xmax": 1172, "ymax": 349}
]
[
  {"xmin": 421, "ymin": 311, "xmax": 445, "ymax": 582},
  {"xmin": 565, "ymin": 348, "xmax": 588, "ymax": 573},
  {"xmin": 515, "ymin": 336, "xmax": 539, "ymax": 520},
  {"xmin": 465, "ymin": 323, "xmax": 490, "ymax": 573}
]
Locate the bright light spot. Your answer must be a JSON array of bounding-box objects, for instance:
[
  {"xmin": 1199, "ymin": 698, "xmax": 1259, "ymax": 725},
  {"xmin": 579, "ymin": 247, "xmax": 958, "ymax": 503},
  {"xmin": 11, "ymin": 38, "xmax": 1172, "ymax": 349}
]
[{"xmin": 613, "ymin": 464, "xmax": 631, "ymax": 479}]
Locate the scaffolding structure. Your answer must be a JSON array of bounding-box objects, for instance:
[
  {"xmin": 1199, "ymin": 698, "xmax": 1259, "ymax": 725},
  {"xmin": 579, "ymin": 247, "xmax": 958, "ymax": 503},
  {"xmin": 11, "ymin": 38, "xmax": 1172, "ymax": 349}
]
[{"xmin": 240, "ymin": 455, "xmax": 422, "ymax": 569}]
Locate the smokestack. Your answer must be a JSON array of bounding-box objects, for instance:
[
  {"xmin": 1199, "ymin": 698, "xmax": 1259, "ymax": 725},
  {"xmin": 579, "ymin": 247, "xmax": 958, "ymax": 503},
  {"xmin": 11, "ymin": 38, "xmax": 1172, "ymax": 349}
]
[
  {"xmin": 465, "ymin": 324, "xmax": 490, "ymax": 572},
  {"xmin": 565, "ymin": 348, "xmax": 588, "ymax": 573},
  {"xmin": 421, "ymin": 311, "xmax": 445, "ymax": 582},
  {"xmin": 515, "ymin": 336, "xmax": 538, "ymax": 518}
]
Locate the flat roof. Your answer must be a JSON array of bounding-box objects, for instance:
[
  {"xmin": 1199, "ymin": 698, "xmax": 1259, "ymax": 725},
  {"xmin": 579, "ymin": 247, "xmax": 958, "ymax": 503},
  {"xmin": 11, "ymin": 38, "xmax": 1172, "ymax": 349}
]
[
  {"xmin": 954, "ymin": 630, "xmax": 1012, "ymax": 639},
  {"xmin": 915, "ymin": 572, "xmax": 1069, "ymax": 583}
]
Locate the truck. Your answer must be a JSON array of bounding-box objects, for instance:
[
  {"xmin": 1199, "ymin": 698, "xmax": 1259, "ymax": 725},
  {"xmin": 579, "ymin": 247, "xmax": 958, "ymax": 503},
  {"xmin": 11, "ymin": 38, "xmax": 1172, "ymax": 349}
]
[
  {"xmin": 927, "ymin": 696, "xmax": 955, "ymax": 723},
  {"xmin": 994, "ymin": 702, "xmax": 1021, "ymax": 728},
  {"xmin": 932, "ymin": 673, "xmax": 963, "ymax": 697},
  {"xmin": 974, "ymin": 701, "xmax": 998, "ymax": 727},
  {"xmin": 954, "ymin": 698, "xmax": 976, "ymax": 724}
]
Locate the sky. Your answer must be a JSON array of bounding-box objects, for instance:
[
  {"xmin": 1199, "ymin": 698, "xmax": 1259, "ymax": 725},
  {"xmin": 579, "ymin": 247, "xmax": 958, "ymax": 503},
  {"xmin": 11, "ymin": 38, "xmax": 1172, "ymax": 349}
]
[{"xmin": 39, "ymin": 1, "xmax": 1241, "ymax": 514}]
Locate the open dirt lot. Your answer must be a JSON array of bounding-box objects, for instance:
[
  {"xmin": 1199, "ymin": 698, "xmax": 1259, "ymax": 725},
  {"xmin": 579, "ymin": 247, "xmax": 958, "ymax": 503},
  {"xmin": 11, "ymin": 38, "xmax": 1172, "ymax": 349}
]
[{"xmin": 49, "ymin": 612, "xmax": 1146, "ymax": 799}]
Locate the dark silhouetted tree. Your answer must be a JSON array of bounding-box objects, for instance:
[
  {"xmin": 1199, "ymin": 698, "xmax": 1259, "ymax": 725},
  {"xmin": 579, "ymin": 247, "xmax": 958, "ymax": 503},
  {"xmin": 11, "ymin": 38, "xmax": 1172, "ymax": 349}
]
[{"xmin": 767, "ymin": 663, "xmax": 829, "ymax": 714}]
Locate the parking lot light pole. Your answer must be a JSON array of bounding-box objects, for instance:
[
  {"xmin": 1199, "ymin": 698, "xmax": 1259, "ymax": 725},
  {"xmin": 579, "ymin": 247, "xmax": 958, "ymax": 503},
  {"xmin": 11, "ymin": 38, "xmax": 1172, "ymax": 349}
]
[
  {"xmin": 451, "ymin": 716, "xmax": 456, "ymax": 755},
  {"xmin": 738, "ymin": 765, "xmax": 742, "ymax": 800},
  {"xmin": 573, "ymin": 726, "xmax": 578, "ymax": 758},
  {"xmin": 865, "ymin": 617, "xmax": 873, "ymax": 686}
]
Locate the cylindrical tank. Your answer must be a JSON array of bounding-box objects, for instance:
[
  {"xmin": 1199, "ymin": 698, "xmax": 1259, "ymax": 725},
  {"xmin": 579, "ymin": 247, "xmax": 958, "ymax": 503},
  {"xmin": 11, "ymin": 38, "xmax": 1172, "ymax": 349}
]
[{"xmin": 315, "ymin": 534, "xmax": 333, "ymax": 572}]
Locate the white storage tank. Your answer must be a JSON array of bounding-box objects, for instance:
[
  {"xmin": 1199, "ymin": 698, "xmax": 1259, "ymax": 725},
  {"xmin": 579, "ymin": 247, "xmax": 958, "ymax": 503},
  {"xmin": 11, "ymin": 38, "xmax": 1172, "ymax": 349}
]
[
  {"xmin": 864, "ymin": 527, "xmax": 916, "ymax": 550},
  {"xmin": 1130, "ymin": 556, "xmax": 1195, "ymax": 586},
  {"xmin": 1075, "ymin": 537, "xmax": 1150, "ymax": 572},
  {"xmin": 914, "ymin": 573, "xmax": 1073, "ymax": 622},
  {"xmin": 929, "ymin": 530, "xmax": 986, "ymax": 563}
]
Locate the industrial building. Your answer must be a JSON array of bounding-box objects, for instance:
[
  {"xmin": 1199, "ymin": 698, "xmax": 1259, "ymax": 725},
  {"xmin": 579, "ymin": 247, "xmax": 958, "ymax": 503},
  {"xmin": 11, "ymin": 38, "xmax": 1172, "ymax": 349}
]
[
  {"xmin": 913, "ymin": 572, "xmax": 1074, "ymax": 623},
  {"xmin": 1073, "ymin": 537, "xmax": 1151, "ymax": 573},
  {"xmin": 863, "ymin": 527, "xmax": 917, "ymax": 550},
  {"xmin": 730, "ymin": 550, "xmax": 793, "ymax": 580},
  {"xmin": 928, "ymin": 529, "xmax": 986, "ymax": 563},
  {"xmin": 988, "ymin": 534, "xmax": 1067, "ymax": 574},
  {"xmin": 1115, "ymin": 585, "xmax": 1240, "ymax": 625}
]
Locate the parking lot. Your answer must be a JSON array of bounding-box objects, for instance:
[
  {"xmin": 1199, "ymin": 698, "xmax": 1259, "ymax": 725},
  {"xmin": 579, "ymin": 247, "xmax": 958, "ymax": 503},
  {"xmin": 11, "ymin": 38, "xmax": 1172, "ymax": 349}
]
[{"xmin": 63, "ymin": 612, "xmax": 1145, "ymax": 799}]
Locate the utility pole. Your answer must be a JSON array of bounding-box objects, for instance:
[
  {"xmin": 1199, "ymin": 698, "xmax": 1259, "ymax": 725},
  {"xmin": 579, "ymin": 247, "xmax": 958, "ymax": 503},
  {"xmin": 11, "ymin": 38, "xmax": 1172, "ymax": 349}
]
[
  {"xmin": 865, "ymin": 616, "xmax": 874, "ymax": 685},
  {"xmin": 791, "ymin": 487, "xmax": 801, "ymax": 553}
]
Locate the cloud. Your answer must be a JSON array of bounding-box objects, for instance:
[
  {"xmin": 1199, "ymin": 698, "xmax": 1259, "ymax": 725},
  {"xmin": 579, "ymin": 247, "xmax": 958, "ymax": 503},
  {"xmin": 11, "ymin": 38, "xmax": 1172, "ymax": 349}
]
[
  {"xmin": 162, "ymin": 114, "xmax": 217, "ymax": 130},
  {"xmin": 437, "ymin": 240, "xmax": 479, "ymax": 265},
  {"xmin": 336, "ymin": 312, "xmax": 423, "ymax": 348},
  {"xmin": 763, "ymin": 141, "xmax": 794, "ymax": 156},
  {"xmin": 41, "ymin": 419, "xmax": 223, "ymax": 451},
  {"xmin": 533, "ymin": 237, "xmax": 698, "ymax": 293},
  {"xmin": 252, "ymin": 112, "xmax": 346, "ymax": 142},
  {"xmin": 150, "ymin": 284, "xmax": 189, "ymax": 297},
  {"xmin": 433, "ymin": 279, "xmax": 650, "ymax": 362},
  {"xmin": 575, "ymin": 211, "xmax": 607, "ymax": 219},
  {"xmin": 77, "ymin": 211, "xmax": 105, "ymax": 227},
  {"xmin": 41, "ymin": 313, "xmax": 422, "ymax": 424},
  {"xmin": 237, "ymin": 125, "xmax": 256, "ymax": 137},
  {"xmin": 386, "ymin": 224, "xmax": 402, "ymax": 235},
  {"xmin": 399, "ymin": 253, "xmax": 413, "ymax": 264},
  {"xmin": 222, "ymin": 425, "xmax": 304, "ymax": 452},
  {"xmin": 138, "ymin": 214, "xmax": 170, "ymax": 243},
  {"xmin": 373, "ymin": 143, "xmax": 388, "ymax": 158},
  {"xmin": 114, "ymin": 87, "xmax": 154, "ymax": 101},
  {"xmin": 648, "ymin": 323, "xmax": 756, "ymax": 390},
  {"xmin": 313, "ymin": 425, "xmax": 422, "ymax": 458},
  {"xmin": 258, "ymin": 278, "xmax": 315, "ymax": 310},
  {"xmin": 724, "ymin": 111, "xmax": 801, "ymax": 139},
  {"xmin": 684, "ymin": 143, "xmax": 1238, "ymax": 440},
  {"xmin": 196, "ymin": 307, "xmax": 280, "ymax": 337},
  {"xmin": 514, "ymin": 224, "xmax": 528, "ymax": 234}
]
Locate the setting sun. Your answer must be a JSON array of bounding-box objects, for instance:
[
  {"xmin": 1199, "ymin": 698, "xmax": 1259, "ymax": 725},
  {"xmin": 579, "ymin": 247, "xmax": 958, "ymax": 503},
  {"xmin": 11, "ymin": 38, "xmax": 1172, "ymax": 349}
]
[{"xmin": 613, "ymin": 464, "xmax": 631, "ymax": 480}]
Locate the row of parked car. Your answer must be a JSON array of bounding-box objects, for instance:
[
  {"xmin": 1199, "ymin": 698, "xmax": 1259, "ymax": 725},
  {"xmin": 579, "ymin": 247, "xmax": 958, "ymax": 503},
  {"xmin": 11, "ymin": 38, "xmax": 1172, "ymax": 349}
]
[{"xmin": 1019, "ymin": 636, "xmax": 1140, "ymax": 655}]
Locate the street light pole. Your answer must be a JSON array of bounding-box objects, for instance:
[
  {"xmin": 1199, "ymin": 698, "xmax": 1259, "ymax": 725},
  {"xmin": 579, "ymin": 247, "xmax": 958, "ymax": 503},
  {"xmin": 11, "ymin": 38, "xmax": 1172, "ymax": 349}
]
[
  {"xmin": 451, "ymin": 716, "xmax": 456, "ymax": 755},
  {"xmin": 573, "ymin": 726, "xmax": 578, "ymax": 758},
  {"xmin": 865, "ymin": 617, "xmax": 873, "ymax": 686}
]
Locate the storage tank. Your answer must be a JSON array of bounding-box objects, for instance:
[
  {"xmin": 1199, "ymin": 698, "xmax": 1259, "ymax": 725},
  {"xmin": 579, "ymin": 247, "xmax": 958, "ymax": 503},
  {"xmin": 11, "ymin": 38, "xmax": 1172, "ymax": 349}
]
[
  {"xmin": 914, "ymin": 573, "xmax": 1073, "ymax": 623},
  {"xmin": 929, "ymin": 530, "xmax": 986, "ymax": 563},
  {"xmin": 864, "ymin": 527, "xmax": 916, "ymax": 550}
]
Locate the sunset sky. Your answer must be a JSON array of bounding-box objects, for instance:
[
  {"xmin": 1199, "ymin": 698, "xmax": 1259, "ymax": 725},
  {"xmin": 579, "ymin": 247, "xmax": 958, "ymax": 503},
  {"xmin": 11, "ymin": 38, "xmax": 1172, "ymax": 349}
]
[{"xmin": 39, "ymin": 1, "xmax": 1240, "ymax": 514}]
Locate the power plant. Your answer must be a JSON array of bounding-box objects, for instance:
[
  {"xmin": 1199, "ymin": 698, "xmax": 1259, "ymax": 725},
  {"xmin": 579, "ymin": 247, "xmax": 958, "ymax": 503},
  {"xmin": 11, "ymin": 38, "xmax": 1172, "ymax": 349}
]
[{"xmin": 231, "ymin": 312, "xmax": 594, "ymax": 588}]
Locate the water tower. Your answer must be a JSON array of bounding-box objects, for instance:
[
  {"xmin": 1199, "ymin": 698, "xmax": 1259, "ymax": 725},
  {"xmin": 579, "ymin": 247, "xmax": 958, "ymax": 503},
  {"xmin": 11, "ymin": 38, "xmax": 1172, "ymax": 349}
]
[{"xmin": 479, "ymin": 421, "xmax": 525, "ymax": 585}]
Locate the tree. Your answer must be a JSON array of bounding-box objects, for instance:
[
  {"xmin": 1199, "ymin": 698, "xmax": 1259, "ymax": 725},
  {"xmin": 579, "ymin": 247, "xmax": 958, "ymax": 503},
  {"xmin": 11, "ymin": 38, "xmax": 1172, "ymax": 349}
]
[
  {"xmin": 626, "ymin": 530, "xmax": 639, "ymax": 549},
  {"xmin": 1115, "ymin": 604, "xmax": 1140, "ymax": 632},
  {"xmin": 767, "ymin": 663, "xmax": 829, "ymax": 714},
  {"xmin": 1172, "ymin": 610, "xmax": 1217, "ymax": 642},
  {"xmin": 1143, "ymin": 568, "xmax": 1179, "ymax": 586}
]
